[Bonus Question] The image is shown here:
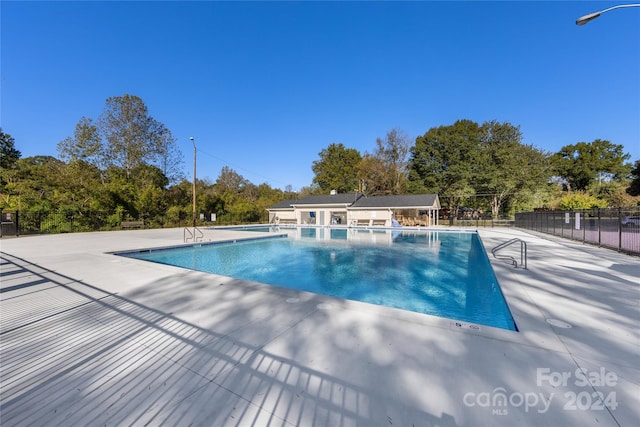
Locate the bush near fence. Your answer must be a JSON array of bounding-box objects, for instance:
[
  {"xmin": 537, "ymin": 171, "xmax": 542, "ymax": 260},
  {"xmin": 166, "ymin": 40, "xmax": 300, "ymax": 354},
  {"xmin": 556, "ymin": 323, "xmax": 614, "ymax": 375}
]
[{"xmin": 515, "ymin": 207, "xmax": 640, "ymax": 256}]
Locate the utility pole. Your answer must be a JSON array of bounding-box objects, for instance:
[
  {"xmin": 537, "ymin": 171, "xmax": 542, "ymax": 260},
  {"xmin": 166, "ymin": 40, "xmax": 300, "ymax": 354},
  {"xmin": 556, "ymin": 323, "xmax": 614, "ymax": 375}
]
[{"xmin": 190, "ymin": 136, "xmax": 196, "ymax": 228}]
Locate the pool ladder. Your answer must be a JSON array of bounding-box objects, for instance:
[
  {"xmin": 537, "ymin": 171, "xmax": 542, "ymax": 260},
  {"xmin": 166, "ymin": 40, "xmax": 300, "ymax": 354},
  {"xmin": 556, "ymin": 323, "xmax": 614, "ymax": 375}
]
[
  {"xmin": 492, "ymin": 238, "xmax": 528, "ymax": 269},
  {"xmin": 184, "ymin": 227, "xmax": 203, "ymax": 243}
]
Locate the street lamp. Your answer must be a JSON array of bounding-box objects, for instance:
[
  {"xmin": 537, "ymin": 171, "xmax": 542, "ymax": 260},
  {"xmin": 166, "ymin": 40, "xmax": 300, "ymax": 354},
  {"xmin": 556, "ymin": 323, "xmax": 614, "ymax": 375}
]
[
  {"xmin": 190, "ymin": 136, "xmax": 196, "ymax": 228},
  {"xmin": 576, "ymin": 3, "xmax": 640, "ymax": 25}
]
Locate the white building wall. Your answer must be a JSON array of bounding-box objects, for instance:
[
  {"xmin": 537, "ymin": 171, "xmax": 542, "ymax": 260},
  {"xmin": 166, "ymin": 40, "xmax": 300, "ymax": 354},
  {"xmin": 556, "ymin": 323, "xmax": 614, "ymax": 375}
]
[{"xmin": 269, "ymin": 199, "xmax": 440, "ymax": 227}]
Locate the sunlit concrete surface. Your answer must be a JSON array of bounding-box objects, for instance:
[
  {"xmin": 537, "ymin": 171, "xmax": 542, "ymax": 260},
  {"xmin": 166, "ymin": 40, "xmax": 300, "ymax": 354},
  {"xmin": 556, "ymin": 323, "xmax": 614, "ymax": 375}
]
[{"xmin": 1, "ymin": 227, "xmax": 638, "ymax": 426}]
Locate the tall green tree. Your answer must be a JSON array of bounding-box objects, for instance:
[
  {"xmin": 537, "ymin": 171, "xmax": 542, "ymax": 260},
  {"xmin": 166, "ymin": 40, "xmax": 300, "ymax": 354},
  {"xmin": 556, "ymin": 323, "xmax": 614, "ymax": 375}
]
[
  {"xmin": 407, "ymin": 120, "xmax": 482, "ymax": 216},
  {"xmin": 553, "ymin": 139, "xmax": 631, "ymax": 191},
  {"xmin": 216, "ymin": 166, "xmax": 249, "ymax": 194},
  {"xmin": 0, "ymin": 129, "xmax": 22, "ymax": 199},
  {"xmin": 478, "ymin": 121, "xmax": 550, "ymax": 218},
  {"xmin": 99, "ymin": 95, "xmax": 148, "ymax": 176},
  {"xmin": 57, "ymin": 117, "xmax": 103, "ymax": 166},
  {"xmin": 1, "ymin": 156, "xmax": 64, "ymax": 210},
  {"xmin": 130, "ymin": 164, "xmax": 170, "ymax": 223},
  {"xmin": 0, "ymin": 128, "xmax": 21, "ymax": 169},
  {"xmin": 357, "ymin": 154, "xmax": 388, "ymax": 196},
  {"xmin": 373, "ymin": 128, "xmax": 411, "ymax": 194},
  {"xmin": 58, "ymin": 95, "xmax": 182, "ymax": 185},
  {"xmin": 55, "ymin": 160, "xmax": 105, "ymax": 211},
  {"xmin": 408, "ymin": 119, "xmax": 551, "ymax": 217},
  {"xmin": 147, "ymin": 120, "xmax": 184, "ymax": 185},
  {"xmin": 591, "ymin": 179, "xmax": 638, "ymax": 207},
  {"xmin": 627, "ymin": 160, "xmax": 640, "ymax": 197},
  {"xmin": 312, "ymin": 143, "xmax": 362, "ymax": 193},
  {"xmin": 98, "ymin": 94, "xmax": 181, "ymax": 179}
]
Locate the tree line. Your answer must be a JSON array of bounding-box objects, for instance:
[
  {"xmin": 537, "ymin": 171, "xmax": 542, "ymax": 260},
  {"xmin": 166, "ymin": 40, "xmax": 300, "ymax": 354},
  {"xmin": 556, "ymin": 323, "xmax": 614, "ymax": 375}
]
[
  {"xmin": 312, "ymin": 119, "xmax": 638, "ymax": 217},
  {"xmin": 0, "ymin": 95, "xmax": 292, "ymax": 230},
  {"xmin": 1, "ymin": 94, "xmax": 639, "ymax": 231}
]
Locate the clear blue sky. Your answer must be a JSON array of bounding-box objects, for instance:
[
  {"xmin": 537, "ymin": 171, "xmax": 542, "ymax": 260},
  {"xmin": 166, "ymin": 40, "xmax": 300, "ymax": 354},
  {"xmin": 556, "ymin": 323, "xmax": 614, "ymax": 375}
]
[{"xmin": 2, "ymin": 1, "xmax": 639, "ymax": 191}]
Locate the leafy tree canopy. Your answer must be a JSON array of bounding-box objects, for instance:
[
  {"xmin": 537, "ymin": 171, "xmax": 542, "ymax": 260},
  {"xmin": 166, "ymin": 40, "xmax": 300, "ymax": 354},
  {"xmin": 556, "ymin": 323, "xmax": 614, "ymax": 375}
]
[
  {"xmin": 0, "ymin": 128, "xmax": 21, "ymax": 169},
  {"xmin": 312, "ymin": 143, "xmax": 362, "ymax": 193},
  {"xmin": 57, "ymin": 117, "xmax": 102, "ymax": 165},
  {"xmin": 373, "ymin": 128, "xmax": 411, "ymax": 195},
  {"xmin": 478, "ymin": 120, "xmax": 550, "ymax": 218},
  {"xmin": 627, "ymin": 160, "xmax": 640, "ymax": 197},
  {"xmin": 216, "ymin": 166, "xmax": 249, "ymax": 194},
  {"xmin": 407, "ymin": 119, "xmax": 483, "ymax": 212},
  {"xmin": 407, "ymin": 119, "xmax": 551, "ymax": 217},
  {"xmin": 357, "ymin": 154, "xmax": 388, "ymax": 196},
  {"xmin": 58, "ymin": 94, "xmax": 183, "ymax": 184},
  {"xmin": 553, "ymin": 139, "xmax": 631, "ymax": 192}
]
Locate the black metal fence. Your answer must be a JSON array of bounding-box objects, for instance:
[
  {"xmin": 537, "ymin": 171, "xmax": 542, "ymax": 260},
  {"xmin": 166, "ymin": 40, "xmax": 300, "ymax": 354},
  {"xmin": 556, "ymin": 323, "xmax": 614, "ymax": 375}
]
[
  {"xmin": 439, "ymin": 218, "xmax": 515, "ymax": 228},
  {"xmin": 515, "ymin": 207, "xmax": 640, "ymax": 256},
  {"xmin": 0, "ymin": 210, "xmax": 270, "ymax": 237}
]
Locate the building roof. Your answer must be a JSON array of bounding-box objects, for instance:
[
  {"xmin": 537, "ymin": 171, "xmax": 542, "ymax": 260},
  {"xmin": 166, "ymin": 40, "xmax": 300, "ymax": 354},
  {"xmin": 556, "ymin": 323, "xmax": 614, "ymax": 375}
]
[
  {"xmin": 291, "ymin": 193, "xmax": 364, "ymax": 206},
  {"xmin": 268, "ymin": 199, "xmax": 297, "ymax": 210},
  {"xmin": 351, "ymin": 194, "xmax": 440, "ymax": 209},
  {"xmin": 267, "ymin": 193, "xmax": 440, "ymax": 210}
]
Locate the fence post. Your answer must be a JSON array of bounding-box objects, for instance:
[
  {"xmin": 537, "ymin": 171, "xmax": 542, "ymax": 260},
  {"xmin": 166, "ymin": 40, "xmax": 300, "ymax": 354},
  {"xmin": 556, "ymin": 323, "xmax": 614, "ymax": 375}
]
[
  {"xmin": 16, "ymin": 210, "xmax": 20, "ymax": 237},
  {"xmin": 618, "ymin": 207, "xmax": 622, "ymax": 252},
  {"xmin": 571, "ymin": 210, "xmax": 575, "ymax": 241},
  {"xmin": 597, "ymin": 208, "xmax": 601, "ymax": 247},
  {"xmin": 559, "ymin": 211, "xmax": 562, "ymax": 236}
]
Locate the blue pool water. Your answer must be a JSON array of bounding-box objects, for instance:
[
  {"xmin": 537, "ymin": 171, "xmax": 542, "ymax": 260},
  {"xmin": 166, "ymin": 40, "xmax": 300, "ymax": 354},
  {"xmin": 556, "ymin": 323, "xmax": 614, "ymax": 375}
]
[{"xmin": 120, "ymin": 229, "xmax": 517, "ymax": 331}]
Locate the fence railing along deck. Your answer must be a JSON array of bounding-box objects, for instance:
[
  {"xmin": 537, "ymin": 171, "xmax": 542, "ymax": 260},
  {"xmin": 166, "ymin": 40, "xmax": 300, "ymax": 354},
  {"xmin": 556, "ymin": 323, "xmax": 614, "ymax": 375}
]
[{"xmin": 515, "ymin": 207, "xmax": 640, "ymax": 256}]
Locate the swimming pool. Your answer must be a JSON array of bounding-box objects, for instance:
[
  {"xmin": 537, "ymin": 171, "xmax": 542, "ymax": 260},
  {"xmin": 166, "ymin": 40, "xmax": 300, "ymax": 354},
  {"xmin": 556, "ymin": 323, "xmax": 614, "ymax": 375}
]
[{"xmin": 120, "ymin": 229, "xmax": 517, "ymax": 331}]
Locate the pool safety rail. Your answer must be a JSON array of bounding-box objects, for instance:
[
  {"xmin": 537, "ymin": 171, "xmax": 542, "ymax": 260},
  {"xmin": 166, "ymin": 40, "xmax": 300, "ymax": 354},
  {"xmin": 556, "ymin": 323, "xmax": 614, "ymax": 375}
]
[
  {"xmin": 492, "ymin": 238, "xmax": 528, "ymax": 269},
  {"xmin": 184, "ymin": 226, "xmax": 203, "ymax": 243}
]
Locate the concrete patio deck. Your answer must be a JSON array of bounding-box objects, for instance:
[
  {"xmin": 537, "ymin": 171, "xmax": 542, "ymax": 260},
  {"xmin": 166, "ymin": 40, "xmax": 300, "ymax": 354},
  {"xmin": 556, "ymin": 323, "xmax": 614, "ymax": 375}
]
[{"xmin": 0, "ymin": 227, "xmax": 638, "ymax": 426}]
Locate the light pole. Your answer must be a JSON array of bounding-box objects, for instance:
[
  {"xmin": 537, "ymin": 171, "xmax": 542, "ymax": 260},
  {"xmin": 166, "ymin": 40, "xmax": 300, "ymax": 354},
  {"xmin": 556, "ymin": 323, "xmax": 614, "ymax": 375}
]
[
  {"xmin": 576, "ymin": 3, "xmax": 640, "ymax": 25},
  {"xmin": 190, "ymin": 136, "xmax": 196, "ymax": 228}
]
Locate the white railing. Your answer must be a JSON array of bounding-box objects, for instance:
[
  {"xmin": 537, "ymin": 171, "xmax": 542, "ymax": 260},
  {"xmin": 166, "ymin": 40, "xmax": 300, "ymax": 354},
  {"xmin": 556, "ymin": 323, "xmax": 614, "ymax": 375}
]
[{"xmin": 492, "ymin": 238, "xmax": 528, "ymax": 269}]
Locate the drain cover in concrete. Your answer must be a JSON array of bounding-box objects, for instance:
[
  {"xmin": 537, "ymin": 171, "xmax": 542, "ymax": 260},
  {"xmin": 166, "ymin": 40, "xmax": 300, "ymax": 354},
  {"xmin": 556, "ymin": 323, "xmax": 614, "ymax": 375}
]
[
  {"xmin": 546, "ymin": 319, "xmax": 572, "ymax": 328},
  {"xmin": 316, "ymin": 303, "xmax": 333, "ymax": 310}
]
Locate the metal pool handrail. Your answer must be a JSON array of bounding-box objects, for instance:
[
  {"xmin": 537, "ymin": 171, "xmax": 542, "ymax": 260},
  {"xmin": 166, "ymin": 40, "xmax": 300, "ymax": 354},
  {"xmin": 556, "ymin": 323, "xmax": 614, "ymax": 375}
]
[
  {"xmin": 492, "ymin": 238, "xmax": 528, "ymax": 269},
  {"xmin": 184, "ymin": 226, "xmax": 203, "ymax": 243}
]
